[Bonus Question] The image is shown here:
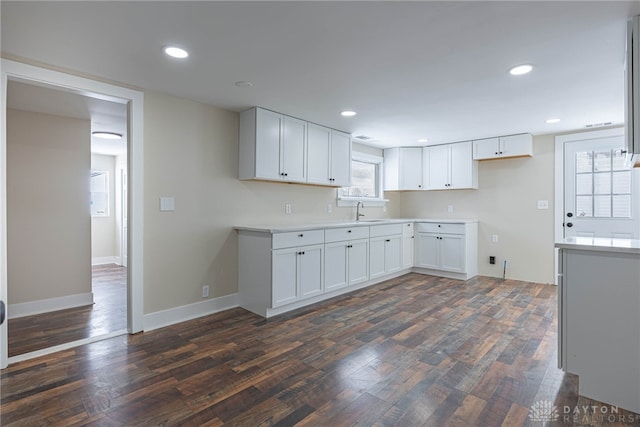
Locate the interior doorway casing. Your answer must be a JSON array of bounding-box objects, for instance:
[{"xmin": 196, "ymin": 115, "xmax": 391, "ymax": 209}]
[{"xmin": 0, "ymin": 59, "xmax": 144, "ymax": 369}]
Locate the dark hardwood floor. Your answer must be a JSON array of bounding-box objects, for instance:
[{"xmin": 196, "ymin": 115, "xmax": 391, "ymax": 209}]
[
  {"xmin": 7, "ymin": 264, "xmax": 127, "ymax": 357},
  {"xmin": 2, "ymin": 273, "xmax": 638, "ymax": 426}
]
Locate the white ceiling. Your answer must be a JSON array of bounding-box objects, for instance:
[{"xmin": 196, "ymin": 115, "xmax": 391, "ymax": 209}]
[{"xmin": 2, "ymin": 1, "xmax": 640, "ymax": 148}]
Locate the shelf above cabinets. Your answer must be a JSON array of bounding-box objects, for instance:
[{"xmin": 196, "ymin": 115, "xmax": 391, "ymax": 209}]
[
  {"xmin": 473, "ymin": 133, "xmax": 533, "ymax": 160},
  {"xmin": 239, "ymin": 107, "xmax": 352, "ymax": 187}
]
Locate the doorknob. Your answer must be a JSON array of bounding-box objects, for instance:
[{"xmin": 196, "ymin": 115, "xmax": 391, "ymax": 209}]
[
  {"xmin": 567, "ymin": 212, "xmax": 573, "ymax": 218},
  {"xmin": 0, "ymin": 300, "xmax": 5, "ymax": 325},
  {"xmin": 566, "ymin": 222, "xmax": 573, "ymax": 228}
]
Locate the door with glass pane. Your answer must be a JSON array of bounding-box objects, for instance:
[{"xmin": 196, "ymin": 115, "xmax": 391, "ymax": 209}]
[{"xmin": 564, "ymin": 136, "xmax": 639, "ymax": 238}]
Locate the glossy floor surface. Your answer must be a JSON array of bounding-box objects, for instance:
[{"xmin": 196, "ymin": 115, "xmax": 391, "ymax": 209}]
[
  {"xmin": 1, "ymin": 273, "xmax": 637, "ymax": 426},
  {"xmin": 7, "ymin": 264, "xmax": 127, "ymax": 357}
]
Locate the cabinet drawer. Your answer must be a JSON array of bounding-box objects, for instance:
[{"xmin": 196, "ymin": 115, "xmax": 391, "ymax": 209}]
[
  {"xmin": 325, "ymin": 226, "xmax": 370, "ymax": 243},
  {"xmin": 370, "ymin": 223, "xmax": 403, "ymax": 237},
  {"xmin": 417, "ymin": 222, "xmax": 465, "ymax": 235},
  {"xmin": 272, "ymin": 229, "xmax": 324, "ymax": 249},
  {"xmin": 402, "ymin": 222, "xmax": 414, "ymax": 236}
]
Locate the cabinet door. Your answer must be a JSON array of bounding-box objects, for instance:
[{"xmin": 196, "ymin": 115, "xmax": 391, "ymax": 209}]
[
  {"xmin": 348, "ymin": 239, "xmax": 369, "ymax": 286},
  {"xmin": 255, "ymin": 109, "xmax": 283, "ymax": 180},
  {"xmin": 426, "ymin": 145, "xmax": 450, "ymax": 189},
  {"xmin": 307, "ymin": 123, "xmax": 331, "ymax": 185},
  {"xmin": 416, "ymin": 233, "xmax": 439, "ymax": 269},
  {"xmin": 330, "ymin": 130, "xmax": 352, "ymax": 187},
  {"xmin": 282, "ymin": 116, "xmax": 307, "ymax": 182},
  {"xmin": 449, "ymin": 141, "xmax": 475, "ymax": 189},
  {"xmin": 369, "ymin": 237, "xmax": 387, "ymax": 279},
  {"xmin": 473, "ymin": 137, "xmax": 500, "ymax": 160},
  {"xmin": 402, "ymin": 234, "xmax": 414, "ymax": 269},
  {"xmin": 272, "ymin": 248, "xmax": 298, "ymax": 307},
  {"xmin": 384, "ymin": 235, "xmax": 402, "ymax": 274},
  {"xmin": 299, "ymin": 245, "xmax": 323, "ymax": 298},
  {"xmin": 500, "ymin": 134, "xmax": 533, "ymax": 158},
  {"xmin": 325, "ymin": 242, "xmax": 348, "ymax": 292},
  {"xmin": 400, "ymin": 147, "xmax": 424, "ymax": 190},
  {"xmin": 440, "ymin": 234, "xmax": 465, "ymax": 272}
]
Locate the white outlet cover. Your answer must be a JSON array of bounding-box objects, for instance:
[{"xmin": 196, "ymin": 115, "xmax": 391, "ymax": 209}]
[
  {"xmin": 327, "ymin": 203, "xmax": 333, "ymax": 214},
  {"xmin": 447, "ymin": 205, "xmax": 454, "ymax": 213},
  {"xmin": 160, "ymin": 197, "xmax": 175, "ymax": 212},
  {"xmin": 491, "ymin": 234, "xmax": 499, "ymax": 243},
  {"xmin": 537, "ymin": 200, "xmax": 549, "ymax": 210}
]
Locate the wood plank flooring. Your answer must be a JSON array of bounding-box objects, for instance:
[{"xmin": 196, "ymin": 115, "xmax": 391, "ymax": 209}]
[
  {"xmin": 2, "ymin": 273, "xmax": 638, "ymax": 426},
  {"xmin": 7, "ymin": 264, "xmax": 127, "ymax": 357}
]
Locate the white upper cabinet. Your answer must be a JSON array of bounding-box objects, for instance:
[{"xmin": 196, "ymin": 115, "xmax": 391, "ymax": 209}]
[
  {"xmin": 307, "ymin": 124, "xmax": 352, "ymax": 187},
  {"xmin": 383, "ymin": 147, "xmax": 424, "ymax": 191},
  {"xmin": 473, "ymin": 133, "xmax": 533, "ymax": 160},
  {"xmin": 240, "ymin": 107, "xmax": 350, "ymax": 186},
  {"xmin": 425, "ymin": 141, "xmax": 478, "ymax": 190}
]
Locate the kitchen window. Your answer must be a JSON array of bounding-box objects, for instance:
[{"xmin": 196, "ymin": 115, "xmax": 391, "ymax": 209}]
[{"xmin": 337, "ymin": 152, "xmax": 387, "ymax": 207}]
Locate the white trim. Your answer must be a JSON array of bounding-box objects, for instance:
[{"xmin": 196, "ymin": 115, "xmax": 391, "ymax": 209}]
[
  {"xmin": 91, "ymin": 256, "xmax": 119, "ymax": 266},
  {"xmin": 7, "ymin": 329, "xmax": 127, "ymax": 365},
  {"xmin": 553, "ymin": 127, "xmax": 624, "ymax": 285},
  {"xmin": 144, "ymin": 293, "xmax": 239, "ymax": 332},
  {"xmin": 8, "ymin": 292, "xmax": 94, "ymax": 319},
  {"xmin": 1, "ymin": 59, "xmax": 145, "ymax": 369},
  {"xmin": 336, "ymin": 197, "xmax": 389, "ymax": 208}
]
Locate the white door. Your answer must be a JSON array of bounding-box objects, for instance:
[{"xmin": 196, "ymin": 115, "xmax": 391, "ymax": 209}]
[
  {"xmin": 348, "ymin": 239, "xmax": 369, "ymax": 286},
  {"xmin": 426, "ymin": 145, "xmax": 449, "ymax": 189},
  {"xmin": 255, "ymin": 109, "xmax": 283, "ymax": 181},
  {"xmin": 564, "ymin": 136, "xmax": 640, "ymax": 238},
  {"xmin": 416, "ymin": 233, "xmax": 439, "ymax": 269},
  {"xmin": 440, "ymin": 234, "xmax": 465, "ymax": 272},
  {"xmin": 384, "ymin": 235, "xmax": 402, "ymax": 274},
  {"xmin": 400, "ymin": 148, "xmax": 424, "ymax": 190},
  {"xmin": 329, "ymin": 130, "xmax": 352, "ymax": 187},
  {"xmin": 272, "ymin": 248, "xmax": 298, "ymax": 307},
  {"xmin": 306, "ymin": 123, "xmax": 331, "ymax": 185},
  {"xmin": 324, "ymin": 242, "xmax": 348, "ymax": 292},
  {"xmin": 369, "ymin": 237, "xmax": 387, "ymax": 279},
  {"xmin": 299, "ymin": 245, "xmax": 323, "ymax": 298},
  {"xmin": 402, "ymin": 234, "xmax": 414, "ymax": 269},
  {"xmin": 281, "ymin": 116, "xmax": 306, "ymax": 182},
  {"xmin": 450, "ymin": 142, "xmax": 473, "ymax": 189}
]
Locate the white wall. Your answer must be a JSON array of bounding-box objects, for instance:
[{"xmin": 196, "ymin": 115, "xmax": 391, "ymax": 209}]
[
  {"xmin": 401, "ymin": 134, "xmax": 557, "ymax": 284},
  {"xmin": 143, "ymin": 92, "xmax": 401, "ymax": 314},
  {"xmin": 91, "ymin": 153, "xmax": 117, "ymax": 264},
  {"xmin": 7, "ymin": 108, "xmax": 92, "ymax": 304}
]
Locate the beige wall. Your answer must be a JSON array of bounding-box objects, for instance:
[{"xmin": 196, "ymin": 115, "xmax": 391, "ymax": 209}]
[
  {"xmin": 400, "ymin": 134, "xmax": 556, "ymax": 284},
  {"xmin": 7, "ymin": 109, "xmax": 92, "ymax": 304},
  {"xmin": 91, "ymin": 154, "xmax": 117, "ymax": 261},
  {"xmin": 143, "ymin": 92, "xmax": 400, "ymax": 313}
]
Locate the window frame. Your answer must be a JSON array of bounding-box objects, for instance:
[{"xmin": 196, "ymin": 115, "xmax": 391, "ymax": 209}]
[{"xmin": 337, "ymin": 151, "xmax": 388, "ymax": 207}]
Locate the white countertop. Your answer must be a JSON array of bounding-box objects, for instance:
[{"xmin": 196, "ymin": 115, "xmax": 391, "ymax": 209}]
[
  {"xmin": 235, "ymin": 218, "xmax": 478, "ymax": 233},
  {"xmin": 555, "ymin": 236, "xmax": 640, "ymax": 255}
]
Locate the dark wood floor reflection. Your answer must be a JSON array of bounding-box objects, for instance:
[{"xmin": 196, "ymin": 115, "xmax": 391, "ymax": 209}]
[
  {"xmin": 2, "ymin": 273, "xmax": 637, "ymax": 426},
  {"xmin": 7, "ymin": 264, "xmax": 127, "ymax": 357}
]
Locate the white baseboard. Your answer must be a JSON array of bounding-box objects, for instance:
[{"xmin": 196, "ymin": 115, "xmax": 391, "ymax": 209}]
[
  {"xmin": 9, "ymin": 292, "xmax": 94, "ymax": 319},
  {"xmin": 92, "ymin": 256, "xmax": 120, "ymax": 266},
  {"xmin": 143, "ymin": 293, "xmax": 239, "ymax": 332}
]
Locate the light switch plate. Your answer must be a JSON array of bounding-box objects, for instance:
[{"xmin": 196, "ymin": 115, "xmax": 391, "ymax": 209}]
[
  {"xmin": 537, "ymin": 200, "xmax": 549, "ymax": 210},
  {"xmin": 160, "ymin": 197, "xmax": 175, "ymax": 212}
]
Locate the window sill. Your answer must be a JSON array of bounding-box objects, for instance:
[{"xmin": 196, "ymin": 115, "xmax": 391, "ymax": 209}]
[{"xmin": 337, "ymin": 197, "xmax": 389, "ymax": 208}]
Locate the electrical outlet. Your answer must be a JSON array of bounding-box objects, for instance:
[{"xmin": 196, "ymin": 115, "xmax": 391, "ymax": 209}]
[
  {"xmin": 202, "ymin": 285, "xmax": 209, "ymax": 298},
  {"xmin": 285, "ymin": 203, "xmax": 292, "ymax": 214},
  {"xmin": 492, "ymin": 234, "xmax": 499, "ymax": 243},
  {"xmin": 537, "ymin": 199, "xmax": 549, "ymax": 210},
  {"xmin": 447, "ymin": 205, "xmax": 454, "ymax": 213},
  {"xmin": 327, "ymin": 203, "xmax": 333, "ymax": 214},
  {"xmin": 489, "ymin": 256, "xmax": 496, "ymax": 264}
]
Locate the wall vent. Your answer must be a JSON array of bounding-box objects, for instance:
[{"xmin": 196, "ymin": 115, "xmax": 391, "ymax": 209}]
[{"xmin": 354, "ymin": 135, "xmax": 374, "ymax": 141}]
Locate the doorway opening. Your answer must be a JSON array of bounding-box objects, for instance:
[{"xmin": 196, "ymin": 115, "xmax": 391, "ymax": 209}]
[{"xmin": 1, "ymin": 59, "xmax": 144, "ymax": 369}]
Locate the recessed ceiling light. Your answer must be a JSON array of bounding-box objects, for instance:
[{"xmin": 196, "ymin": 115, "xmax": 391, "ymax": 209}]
[
  {"xmin": 235, "ymin": 81, "xmax": 254, "ymax": 88},
  {"xmin": 92, "ymin": 131, "xmax": 122, "ymax": 140},
  {"xmin": 163, "ymin": 46, "xmax": 189, "ymax": 59},
  {"xmin": 417, "ymin": 138, "xmax": 429, "ymax": 143},
  {"xmin": 509, "ymin": 64, "xmax": 533, "ymax": 76},
  {"xmin": 545, "ymin": 118, "xmax": 561, "ymax": 124},
  {"xmin": 341, "ymin": 110, "xmax": 357, "ymax": 117}
]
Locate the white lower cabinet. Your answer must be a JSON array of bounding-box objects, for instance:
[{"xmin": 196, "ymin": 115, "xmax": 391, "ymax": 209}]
[
  {"xmin": 324, "ymin": 238, "xmax": 369, "ymax": 292},
  {"xmin": 415, "ymin": 222, "xmax": 477, "ymax": 280},
  {"xmin": 273, "ymin": 244, "xmax": 323, "ymax": 307},
  {"xmin": 369, "ymin": 224, "xmax": 403, "ymax": 279}
]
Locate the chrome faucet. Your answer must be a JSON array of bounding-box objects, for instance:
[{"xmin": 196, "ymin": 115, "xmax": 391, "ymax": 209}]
[{"xmin": 356, "ymin": 201, "xmax": 365, "ymax": 221}]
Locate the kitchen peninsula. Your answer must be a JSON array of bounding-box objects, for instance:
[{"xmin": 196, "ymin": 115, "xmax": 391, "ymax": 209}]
[{"xmin": 556, "ymin": 237, "xmax": 640, "ymax": 413}]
